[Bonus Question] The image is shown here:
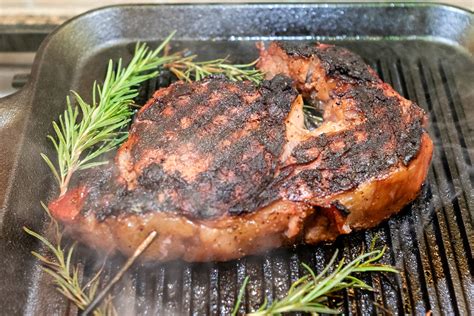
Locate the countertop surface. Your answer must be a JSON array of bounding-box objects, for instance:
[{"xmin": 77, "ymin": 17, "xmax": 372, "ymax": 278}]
[{"xmin": 0, "ymin": 0, "xmax": 472, "ymax": 26}]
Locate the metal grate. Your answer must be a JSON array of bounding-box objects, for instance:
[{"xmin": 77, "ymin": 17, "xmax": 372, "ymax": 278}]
[{"xmin": 20, "ymin": 40, "xmax": 474, "ymax": 315}]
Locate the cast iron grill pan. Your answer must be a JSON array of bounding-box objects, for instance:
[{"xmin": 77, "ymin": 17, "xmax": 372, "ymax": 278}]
[{"xmin": 0, "ymin": 4, "xmax": 472, "ymax": 315}]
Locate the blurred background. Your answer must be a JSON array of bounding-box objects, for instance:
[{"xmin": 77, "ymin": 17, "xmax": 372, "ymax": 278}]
[
  {"xmin": 0, "ymin": 1, "xmax": 471, "ymax": 98},
  {"xmin": 1, "ymin": 1, "xmax": 472, "ymax": 24}
]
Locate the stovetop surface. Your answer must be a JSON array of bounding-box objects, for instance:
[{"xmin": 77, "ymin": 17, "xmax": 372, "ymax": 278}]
[
  {"xmin": 0, "ymin": 52, "xmax": 34, "ymax": 98},
  {"xmin": 0, "ymin": 26, "xmax": 50, "ymax": 97}
]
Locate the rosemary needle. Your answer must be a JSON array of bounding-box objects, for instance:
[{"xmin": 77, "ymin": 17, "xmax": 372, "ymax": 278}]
[{"xmin": 232, "ymin": 276, "xmax": 250, "ymax": 316}]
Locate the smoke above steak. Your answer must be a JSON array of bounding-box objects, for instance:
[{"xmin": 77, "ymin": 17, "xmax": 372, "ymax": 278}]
[{"xmin": 49, "ymin": 42, "xmax": 433, "ymax": 262}]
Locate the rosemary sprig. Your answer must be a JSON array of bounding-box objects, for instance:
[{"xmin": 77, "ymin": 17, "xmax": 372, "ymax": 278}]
[
  {"xmin": 24, "ymin": 203, "xmax": 114, "ymax": 316},
  {"xmin": 167, "ymin": 56, "xmax": 264, "ymax": 84},
  {"xmin": 42, "ymin": 32, "xmax": 179, "ymax": 196},
  {"xmin": 25, "ymin": 203, "xmax": 157, "ymax": 315},
  {"xmin": 236, "ymin": 247, "xmax": 398, "ymax": 315}
]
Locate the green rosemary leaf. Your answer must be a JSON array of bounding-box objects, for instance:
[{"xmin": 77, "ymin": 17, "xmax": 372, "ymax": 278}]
[
  {"xmin": 353, "ymin": 266, "xmax": 399, "ymax": 273},
  {"xmin": 232, "ymin": 276, "xmax": 250, "ymax": 316},
  {"xmin": 30, "ymin": 251, "xmax": 58, "ymax": 268},
  {"xmin": 65, "ymin": 243, "xmax": 75, "ymax": 279},
  {"xmin": 24, "ymin": 226, "xmax": 57, "ymax": 253},
  {"xmin": 40, "ymin": 153, "xmax": 61, "ymax": 184}
]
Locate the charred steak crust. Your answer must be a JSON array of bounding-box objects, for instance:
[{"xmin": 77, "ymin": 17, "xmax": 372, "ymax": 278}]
[
  {"xmin": 277, "ymin": 41, "xmax": 378, "ymax": 83},
  {"xmin": 282, "ymin": 86, "xmax": 424, "ymax": 197},
  {"xmin": 258, "ymin": 42, "xmax": 427, "ymax": 203},
  {"xmin": 48, "ymin": 41, "xmax": 433, "ymax": 262},
  {"xmin": 81, "ymin": 75, "xmax": 297, "ymax": 220}
]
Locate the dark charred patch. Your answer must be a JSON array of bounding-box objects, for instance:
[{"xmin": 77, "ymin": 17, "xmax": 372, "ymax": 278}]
[
  {"xmin": 137, "ymin": 164, "xmax": 187, "ymax": 192},
  {"xmin": 77, "ymin": 165, "xmax": 127, "ymax": 220},
  {"xmin": 332, "ymin": 200, "xmax": 350, "ymax": 216},
  {"xmin": 277, "ymin": 41, "xmax": 321, "ymax": 58},
  {"xmin": 277, "ymin": 41, "xmax": 378, "ymax": 83},
  {"xmin": 314, "ymin": 46, "xmax": 378, "ymax": 83},
  {"xmin": 291, "ymin": 134, "xmax": 328, "ymax": 164},
  {"xmin": 397, "ymin": 119, "xmax": 423, "ymax": 164}
]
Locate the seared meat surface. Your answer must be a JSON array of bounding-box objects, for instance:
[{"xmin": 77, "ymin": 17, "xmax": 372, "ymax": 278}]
[
  {"xmin": 49, "ymin": 42, "xmax": 433, "ymax": 262},
  {"xmin": 86, "ymin": 75, "xmax": 297, "ymax": 220}
]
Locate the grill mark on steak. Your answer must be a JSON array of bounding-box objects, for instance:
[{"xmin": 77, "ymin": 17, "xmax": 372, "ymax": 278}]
[
  {"xmin": 134, "ymin": 79, "xmax": 247, "ymax": 156},
  {"xmin": 81, "ymin": 75, "xmax": 297, "ymax": 219}
]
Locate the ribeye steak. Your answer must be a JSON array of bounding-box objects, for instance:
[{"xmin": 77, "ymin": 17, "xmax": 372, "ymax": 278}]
[{"xmin": 49, "ymin": 42, "xmax": 433, "ymax": 261}]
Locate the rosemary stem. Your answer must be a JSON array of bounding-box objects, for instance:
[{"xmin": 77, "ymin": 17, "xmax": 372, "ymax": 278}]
[
  {"xmin": 81, "ymin": 231, "xmax": 157, "ymax": 315},
  {"xmin": 60, "ymin": 166, "xmax": 75, "ymax": 196}
]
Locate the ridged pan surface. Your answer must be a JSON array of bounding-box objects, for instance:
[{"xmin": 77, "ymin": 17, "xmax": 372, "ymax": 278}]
[{"xmin": 0, "ymin": 4, "xmax": 472, "ymax": 315}]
